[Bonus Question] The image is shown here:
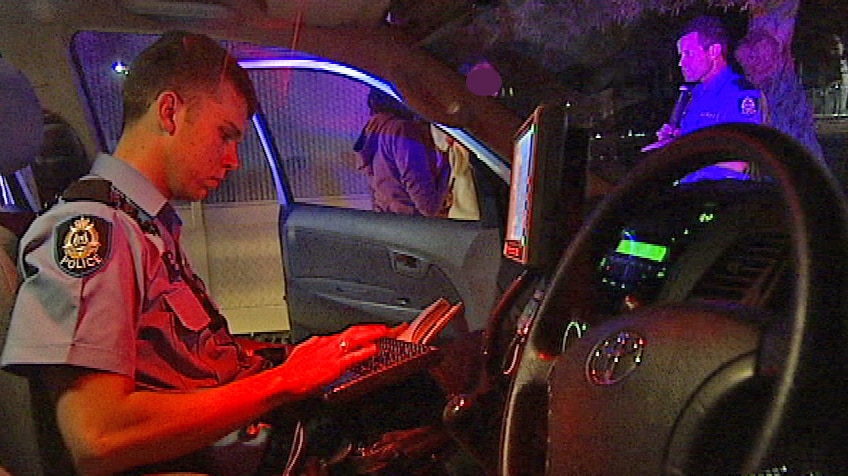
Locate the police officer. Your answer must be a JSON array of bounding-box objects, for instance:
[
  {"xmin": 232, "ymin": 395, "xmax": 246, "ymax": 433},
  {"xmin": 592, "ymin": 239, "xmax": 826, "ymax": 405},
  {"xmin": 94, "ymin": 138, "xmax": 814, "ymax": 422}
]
[
  {"xmin": 0, "ymin": 31, "xmax": 394, "ymax": 475},
  {"xmin": 652, "ymin": 16, "xmax": 764, "ymax": 181}
]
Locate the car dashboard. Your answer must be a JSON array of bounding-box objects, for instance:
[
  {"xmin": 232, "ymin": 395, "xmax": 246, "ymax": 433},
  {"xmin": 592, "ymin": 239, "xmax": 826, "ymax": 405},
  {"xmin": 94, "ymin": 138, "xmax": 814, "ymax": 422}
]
[
  {"xmin": 591, "ymin": 178, "xmax": 790, "ymax": 319},
  {"xmin": 491, "ymin": 176, "xmax": 801, "ymax": 476}
]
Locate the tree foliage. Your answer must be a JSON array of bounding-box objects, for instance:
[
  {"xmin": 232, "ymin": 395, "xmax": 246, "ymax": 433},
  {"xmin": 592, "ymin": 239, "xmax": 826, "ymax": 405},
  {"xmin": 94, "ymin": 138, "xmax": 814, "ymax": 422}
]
[{"xmin": 466, "ymin": 0, "xmax": 800, "ymax": 57}]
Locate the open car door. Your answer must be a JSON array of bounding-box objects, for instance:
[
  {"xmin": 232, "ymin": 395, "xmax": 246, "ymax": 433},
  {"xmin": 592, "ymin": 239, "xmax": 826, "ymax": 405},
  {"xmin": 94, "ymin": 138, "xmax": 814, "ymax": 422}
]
[{"xmin": 251, "ymin": 61, "xmax": 513, "ymax": 340}]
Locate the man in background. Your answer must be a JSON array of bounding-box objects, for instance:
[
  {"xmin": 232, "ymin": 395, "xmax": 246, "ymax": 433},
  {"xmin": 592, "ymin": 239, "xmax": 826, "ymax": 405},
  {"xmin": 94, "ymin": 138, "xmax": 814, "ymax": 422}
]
[
  {"xmin": 657, "ymin": 15, "xmax": 764, "ymax": 141},
  {"xmin": 651, "ymin": 15, "xmax": 765, "ymax": 180}
]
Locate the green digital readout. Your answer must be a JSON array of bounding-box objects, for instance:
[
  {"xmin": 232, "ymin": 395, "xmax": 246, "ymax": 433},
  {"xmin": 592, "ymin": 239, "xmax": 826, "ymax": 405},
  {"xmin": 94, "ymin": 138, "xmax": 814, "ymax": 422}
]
[{"xmin": 615, "ymin": 240, "xmax": 668, "ymax": 262}]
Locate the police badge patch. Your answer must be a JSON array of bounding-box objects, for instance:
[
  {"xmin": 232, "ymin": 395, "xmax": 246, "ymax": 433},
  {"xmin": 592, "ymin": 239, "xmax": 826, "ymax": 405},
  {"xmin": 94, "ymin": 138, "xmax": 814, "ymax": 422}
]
[
  {"xmin": 739, "ymin": 95, "xmax": 759, "ymax": 116},
  {"xmin": 55, "ymin": 215, "xmax": 112, "ymax": 277}
]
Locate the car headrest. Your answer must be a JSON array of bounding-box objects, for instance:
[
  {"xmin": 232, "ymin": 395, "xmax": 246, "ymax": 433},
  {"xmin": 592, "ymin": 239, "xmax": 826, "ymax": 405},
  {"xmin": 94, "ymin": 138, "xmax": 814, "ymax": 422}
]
[
  {"xmin": 0, "ymin": 59, "xmax": 43, "ymax": 175},
  {"xmin": 32, "ymin": 111, "xmax": 91, "ymax": 208}
]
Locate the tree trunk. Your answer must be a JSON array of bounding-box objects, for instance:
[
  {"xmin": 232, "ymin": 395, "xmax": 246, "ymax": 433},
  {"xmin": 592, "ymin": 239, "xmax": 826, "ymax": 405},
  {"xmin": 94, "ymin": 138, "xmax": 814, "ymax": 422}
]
[
  {"xmin": 749, "ymin": 0, "xmax": 800, "ymax": 72},
  {"xmin": 743, "ymin": 0, "xmax": 826, "ymax": 160}
]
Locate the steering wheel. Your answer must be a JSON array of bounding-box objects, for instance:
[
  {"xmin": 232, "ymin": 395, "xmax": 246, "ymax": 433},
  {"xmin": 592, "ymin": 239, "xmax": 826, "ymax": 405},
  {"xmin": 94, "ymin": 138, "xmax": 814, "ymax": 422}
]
[{"xmin": 499, "ymin": 124, "xmax": 848, "ymax": 475}]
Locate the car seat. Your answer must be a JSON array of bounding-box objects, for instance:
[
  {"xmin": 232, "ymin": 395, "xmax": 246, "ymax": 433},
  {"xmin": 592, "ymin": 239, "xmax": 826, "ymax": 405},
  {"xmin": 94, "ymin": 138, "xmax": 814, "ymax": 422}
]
[{"xmin": 0, "ymin": 58, "xmax": 47, "ymax": 476}]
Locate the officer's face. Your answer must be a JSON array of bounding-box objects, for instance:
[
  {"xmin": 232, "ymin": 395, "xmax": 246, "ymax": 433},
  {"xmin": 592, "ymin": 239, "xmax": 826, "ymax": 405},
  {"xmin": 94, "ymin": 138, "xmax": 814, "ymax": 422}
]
[
  {"xmin": 677, "ymin": 32, "xmax": 714, "ymax": 83},
  {"xmin": 166, "ymin": 79, "xmax": 248, "ymax": 201}
]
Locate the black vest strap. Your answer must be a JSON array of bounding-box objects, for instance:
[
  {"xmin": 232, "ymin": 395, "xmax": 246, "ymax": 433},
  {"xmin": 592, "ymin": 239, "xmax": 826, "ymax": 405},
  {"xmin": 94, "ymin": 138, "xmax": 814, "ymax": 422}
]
[
  {"xmin": 62, "ymin": 178, "xmax": 160, "ymax": 236},
  {"xmin": 62, "ymin": 177, "xmax": 112, "ymax": 203}
]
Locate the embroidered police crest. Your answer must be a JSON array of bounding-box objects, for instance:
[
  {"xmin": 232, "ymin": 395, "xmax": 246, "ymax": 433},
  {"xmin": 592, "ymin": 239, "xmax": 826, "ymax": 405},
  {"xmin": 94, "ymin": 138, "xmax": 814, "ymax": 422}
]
[
  {"xmin": 739, "ymin": 96, "xmax": 759, "ymax": 116},
  {"xmin": 56, "ymin": 215, "xmax": 112, "ymax": 277}
]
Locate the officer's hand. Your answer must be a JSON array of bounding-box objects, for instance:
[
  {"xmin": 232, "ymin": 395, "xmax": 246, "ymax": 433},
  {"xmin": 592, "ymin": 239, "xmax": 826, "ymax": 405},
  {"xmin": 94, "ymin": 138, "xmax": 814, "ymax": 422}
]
[
  {"xmin": 656, "ymin": 123, "xmax": 679, "ymax": 142},
  {"xmin": 274, "ymin": 324, "xmax": 393, "ymax": 395}
]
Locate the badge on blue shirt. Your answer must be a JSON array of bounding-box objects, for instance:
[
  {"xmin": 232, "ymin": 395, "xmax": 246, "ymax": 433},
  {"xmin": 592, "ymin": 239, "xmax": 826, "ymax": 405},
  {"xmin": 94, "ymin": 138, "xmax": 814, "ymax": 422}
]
[
  {"xmin": 55, "ymin": 215, "xmax": 112, "ymax": 277},
  {"xmin": 739, "ymin": 96, "xmax": 759, "ymax": 116}
]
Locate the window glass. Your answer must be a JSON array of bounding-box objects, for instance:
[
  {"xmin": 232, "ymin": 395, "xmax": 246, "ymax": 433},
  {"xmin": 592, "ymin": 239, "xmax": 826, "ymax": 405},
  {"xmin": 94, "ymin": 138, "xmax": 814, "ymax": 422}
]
[{"xmin": 246, "ymin": 67, "xmax": 372, "ymax": 209}]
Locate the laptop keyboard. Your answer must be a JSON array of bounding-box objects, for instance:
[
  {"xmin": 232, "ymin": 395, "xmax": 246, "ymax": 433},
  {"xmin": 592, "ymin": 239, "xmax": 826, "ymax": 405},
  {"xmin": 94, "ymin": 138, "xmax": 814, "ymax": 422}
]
[{"xmin": 322, "ymin": 337, "xmax": 441, "ymax": 403}]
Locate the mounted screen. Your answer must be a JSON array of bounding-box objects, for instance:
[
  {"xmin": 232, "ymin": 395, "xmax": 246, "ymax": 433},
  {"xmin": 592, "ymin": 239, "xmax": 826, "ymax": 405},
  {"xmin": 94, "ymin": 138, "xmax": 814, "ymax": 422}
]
[{"xmin": 503, "ymin": 104, "xmax": 588, "ymax": 269}]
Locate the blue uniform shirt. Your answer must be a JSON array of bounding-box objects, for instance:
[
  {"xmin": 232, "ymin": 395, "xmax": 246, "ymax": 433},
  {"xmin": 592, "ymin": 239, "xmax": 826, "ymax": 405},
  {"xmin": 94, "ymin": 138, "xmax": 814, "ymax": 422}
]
[
  {"xmin": 678, "ymin": 67, "xmax": 764, "ymax": 183},
  {"xmin": 680, "ymin": 66, "xmax": 763, "ymax": 135}
]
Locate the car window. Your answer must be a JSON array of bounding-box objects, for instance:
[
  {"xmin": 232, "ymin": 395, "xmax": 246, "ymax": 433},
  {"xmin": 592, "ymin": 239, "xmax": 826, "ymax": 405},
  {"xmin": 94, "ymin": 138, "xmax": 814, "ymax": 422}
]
[{"xmin": 243, "ymin": 65, "xmax": 374, "ymax": 210}]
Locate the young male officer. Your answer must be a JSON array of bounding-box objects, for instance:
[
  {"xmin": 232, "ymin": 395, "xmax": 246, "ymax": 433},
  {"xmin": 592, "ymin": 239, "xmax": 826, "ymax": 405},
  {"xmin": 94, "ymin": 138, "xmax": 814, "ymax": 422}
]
[
  {"xmin": 0, "ymin": 31, "xmax": 393, "ymax": 475},
  {"xmin": 657, "ymin": 15, "xmax": 764, "ymax": 142},
  {"xmin": 649, "ymin": 16, "xmax": 765, "ymax": 181}
]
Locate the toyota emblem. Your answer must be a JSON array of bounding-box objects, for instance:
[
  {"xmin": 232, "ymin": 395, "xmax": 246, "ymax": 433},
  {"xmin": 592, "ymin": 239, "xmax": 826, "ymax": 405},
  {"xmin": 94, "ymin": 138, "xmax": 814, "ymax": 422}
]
[{"xmin": 586, "ymin": 331, "xmax": 646, "ymax": 385}]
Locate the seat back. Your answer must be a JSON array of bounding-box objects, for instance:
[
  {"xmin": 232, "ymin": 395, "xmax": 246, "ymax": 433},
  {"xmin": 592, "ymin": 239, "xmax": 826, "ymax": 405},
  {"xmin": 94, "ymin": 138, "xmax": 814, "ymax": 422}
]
[{"xmin": 0, "ymin": 58, "xmax": 46, "ymax": 476}]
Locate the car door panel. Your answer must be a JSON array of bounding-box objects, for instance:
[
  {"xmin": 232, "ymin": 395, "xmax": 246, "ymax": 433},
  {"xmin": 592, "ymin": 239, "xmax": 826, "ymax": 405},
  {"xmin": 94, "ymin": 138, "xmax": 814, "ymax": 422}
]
[{"xmin": 282, "ymin": 204, "xmax": 503, "ymax": 341}]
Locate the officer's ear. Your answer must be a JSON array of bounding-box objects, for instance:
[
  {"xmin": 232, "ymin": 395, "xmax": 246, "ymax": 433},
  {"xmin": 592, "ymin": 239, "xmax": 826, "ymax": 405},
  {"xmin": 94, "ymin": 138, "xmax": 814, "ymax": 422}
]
[
  {"xmin": 156, "ymin": 91, "xmax": 182, "ymax": 135},
  {"xmin": 707, "ymin": 42, "xmax": 724, "ymax": 60}
]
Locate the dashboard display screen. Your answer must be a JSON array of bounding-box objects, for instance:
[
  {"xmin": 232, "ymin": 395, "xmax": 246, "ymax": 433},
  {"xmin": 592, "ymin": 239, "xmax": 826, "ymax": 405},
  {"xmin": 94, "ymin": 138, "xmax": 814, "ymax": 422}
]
[
  {"xmin": 503, "ymin": 122, "xmax": 536, "ymax": 264},
  {"xmin": 615, "ymin": 239, "xmax": 668, "ymax": 262}
]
